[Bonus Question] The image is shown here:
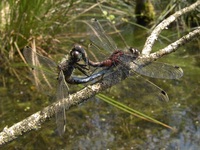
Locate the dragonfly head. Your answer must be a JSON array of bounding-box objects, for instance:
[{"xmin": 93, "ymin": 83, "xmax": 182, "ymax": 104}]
[
  {"xmin": 70, "ymin": 44, "xmax": 88, "ymax": 64},
  {"xmin": 128, "ymin": 47, "xmax": 140, "ymax": 58}
]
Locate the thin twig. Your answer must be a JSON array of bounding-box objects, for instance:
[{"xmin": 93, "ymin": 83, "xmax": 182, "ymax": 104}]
[
  {"xmin": 0, "ymin": 1, "xmax": 200, "ymax": 147},
  {"xmin": 150, "ymin": 27, "xmax": 200, "ymax": 59},
  {"xmin": 0, "ymin": 64, "xmax": 127, "ymax": 145},
  {"xmin": 142, "ymin": 0, "xmax": 200, "ymax": 55}
]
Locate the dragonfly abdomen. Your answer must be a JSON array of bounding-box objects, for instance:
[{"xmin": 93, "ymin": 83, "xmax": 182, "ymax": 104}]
[{"xmin": 88, "ymin": 50, "xmax": 124, "ymax": 67}]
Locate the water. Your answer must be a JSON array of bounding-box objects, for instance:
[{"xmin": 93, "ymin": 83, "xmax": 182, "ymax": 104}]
[{"xmin": 0, "ymin": 23, "xmax": 200, "ymax": 149}]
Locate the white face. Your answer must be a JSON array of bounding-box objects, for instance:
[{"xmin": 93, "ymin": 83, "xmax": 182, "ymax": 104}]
[{"xmin": 129, "ymin": 47, "xmax": 140, "ymax": 56}]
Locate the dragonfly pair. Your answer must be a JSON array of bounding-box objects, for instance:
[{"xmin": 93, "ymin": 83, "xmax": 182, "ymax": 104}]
[
  {"xmin": 23, "ymin": 44, "xmax": 109, "ymax": 136},
  {"xmin": 23, "ymin": 18, "xmax": 183, "ymax": 136}
]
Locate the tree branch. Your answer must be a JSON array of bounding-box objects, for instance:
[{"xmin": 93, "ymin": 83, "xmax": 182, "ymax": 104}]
[
  {"xmin": 149, "ymin": 27, "xmax": 200, "ymax": 60},
  {"xmin": 142, "ymin": 0, "xmax": 200, "ymax": 55},
  {"xmin": 1, "ymin": 1, "xmax": 200, "ymax": 146},
  {"xmin": 0, "ymin": 64, "xmax": 128, "ymax": 146}
]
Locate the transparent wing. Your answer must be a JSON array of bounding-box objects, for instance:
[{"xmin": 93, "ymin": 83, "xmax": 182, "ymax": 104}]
[
  {"xmin": 89, "ymin": 18, "xmax": 117, "ymax": 52},
  {"xmin": 134, "ymin": 61, "xmax": 183, "ymax": 79},
  {"xmin": 86, "ymin": 43, "xmax": 109, "ymax": 62},
  {"xmin": 23, "ymin": 46, "xmax": 57, "ymax": 93},
  {"xmin": 130, "ymin": 72, "xmax": 169, "ymax": 102},
  {"xmin": 88, "ymin": 19, "xmax": 183, "ymax": 80},
  {"xmin": 108, "ymin": 71, "xmax": 170, "ymax": 118},
  {"xmin": 24, "ymin": 46, "xmax": 69, "ymax": 135},
  {"xmin": 56, "ymin": 70, "xmax": 69, "ymax": 136}
]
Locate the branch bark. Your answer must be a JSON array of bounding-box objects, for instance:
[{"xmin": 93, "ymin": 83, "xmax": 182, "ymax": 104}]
[
  {"xmin": 142, "ymin": 0, "xmax": 200, "ymax": 55},
  {"xmin": 0, "ymin": 1, "xmax": 200, "ymax": 146}
]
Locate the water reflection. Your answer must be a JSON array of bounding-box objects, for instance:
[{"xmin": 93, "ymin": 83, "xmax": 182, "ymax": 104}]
[
  {"xmin": 71, "ymin": 100, "xmax": 115, "ymax": 149},
  {"xmin": 1, "ymin": 27, "xmax": 200, "ymax": 150},
  {"xmin": 141, "ymin": 107, "xmax": 200, "ymax": 150},
  {"xmin": 1, "ymin": 53, "xmax": 200, "ymax": 149}
]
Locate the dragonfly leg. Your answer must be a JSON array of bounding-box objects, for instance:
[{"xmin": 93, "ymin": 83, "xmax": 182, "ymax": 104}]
[{"xmin": 75, "ymin": 63, "xmax": 90, "ymax": 77}]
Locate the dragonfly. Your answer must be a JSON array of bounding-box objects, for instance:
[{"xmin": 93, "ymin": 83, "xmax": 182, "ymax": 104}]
[
  {"xmin": 23, "ymin": 45, "xmax": 108, "ymax": 136},
  {"xmin": 84, "ymin": 18, "xmax": 183, "ymax": 102}
]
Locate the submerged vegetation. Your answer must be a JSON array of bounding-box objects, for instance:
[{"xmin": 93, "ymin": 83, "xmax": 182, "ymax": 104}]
[
  {"xmin": 0, "ymin": 0, "xmax": 199, "ymax": 78},
  {"xmin": 0, "ymin": 0, "xmax": 200, "ymax": 149}
]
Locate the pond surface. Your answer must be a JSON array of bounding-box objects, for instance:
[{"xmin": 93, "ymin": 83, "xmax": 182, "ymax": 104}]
[{"xmin": 0, "ymin": 22, "xmax": 200, "ymax": 149}]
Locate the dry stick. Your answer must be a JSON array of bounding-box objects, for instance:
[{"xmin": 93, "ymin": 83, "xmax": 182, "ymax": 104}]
[
  {"xmin": 0, "ymin": 25, "xmax": 200, "ymax": 145},
  {"xmin": 137, "ymin": 27, "xmax": 200, "ymax": 63},
  {"xmin": 142, "ymin": 0, "xmax": 200, "ymax": 55},
  {"xmin": 1, "ymin": 2, "xmax": 200, "ymax": 147},
  {"xmin": 0, "ymin": 64, "xmax": 126, "ymax": 146},
  {"xmin": 150, "ymin": 27, "xmax": 200, "ymax": 59}
]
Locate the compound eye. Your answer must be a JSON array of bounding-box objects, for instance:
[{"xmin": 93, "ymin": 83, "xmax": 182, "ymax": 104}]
[{"xmin": 71, "ymin": 50, "xmax": 82, "ymax": 61}]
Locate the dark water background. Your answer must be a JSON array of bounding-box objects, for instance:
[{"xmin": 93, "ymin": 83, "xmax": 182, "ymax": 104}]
[{"xmin": 0, "ymin": 1, "xmax": 200, "ymax": 149}]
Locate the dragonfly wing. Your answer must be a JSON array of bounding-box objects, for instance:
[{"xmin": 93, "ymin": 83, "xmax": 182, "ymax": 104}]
[
  {"xmin": 86, "ymin": 42, "xmax": 110, "ymax": 63},
  {"xmin": 56, "ymin": 70, "xmax": 69, "ymax": 136},
  {"xmin": 134, "ymin": 61, "xmax": 183, "ymax": 79},
  {"xmin": 23, "ymin": 46, "xmax": 57, "ymax": 93},
  {"xmin": 109, "ymin": 73, "xmax": 170, "ymax": 118},
  {"xmin": 110, "ymin": 57, "xmax": 170, "ymax": 102},
  {"xmin": 131, "ymin": 72, "xmax": 169, "ymax": 102},
  {"xmin": 89, "ymin": 19, "xmax": 117, "ymax": 52}
]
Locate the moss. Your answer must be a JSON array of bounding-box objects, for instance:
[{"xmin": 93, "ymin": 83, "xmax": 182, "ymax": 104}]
[{"xmin": 135, "ymin": 0, "xmax": 155, "ymax": 26}]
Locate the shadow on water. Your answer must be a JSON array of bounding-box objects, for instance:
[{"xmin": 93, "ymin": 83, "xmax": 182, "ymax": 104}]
[{"xmin": 1, "ymin": 23, "xmax": 200, "ymax": 149}]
